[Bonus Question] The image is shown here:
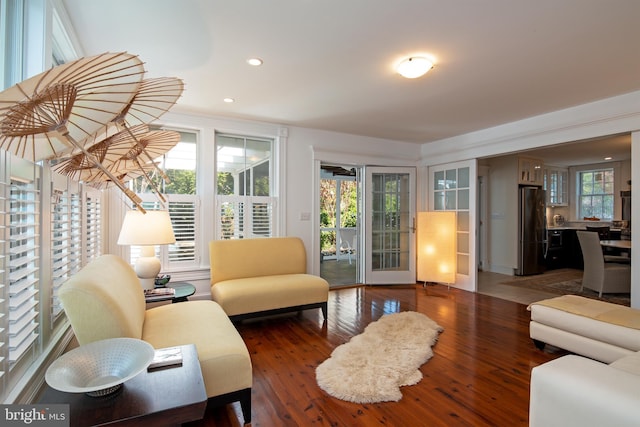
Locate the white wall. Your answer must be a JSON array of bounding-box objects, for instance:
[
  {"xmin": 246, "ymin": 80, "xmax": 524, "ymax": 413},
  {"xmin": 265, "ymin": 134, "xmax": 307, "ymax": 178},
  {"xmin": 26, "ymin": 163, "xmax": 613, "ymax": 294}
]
[{"xmin": 483, "ymin": 155, "xmax": 519, "ymax": 274}]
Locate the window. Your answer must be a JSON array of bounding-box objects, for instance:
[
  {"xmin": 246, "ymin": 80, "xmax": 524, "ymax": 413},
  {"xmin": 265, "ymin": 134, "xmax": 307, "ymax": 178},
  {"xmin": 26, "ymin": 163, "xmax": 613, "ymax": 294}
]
[
  {"xmin": 578, "ymin": 168, "xmax": 614, "ymax": 220},
  {"xmin": 216, "ymin": 133, "xmax": 277, "ymax": 239},
  {"xmin": 129, "ymin": 130, "xmax": 198, "ymax": 269}
]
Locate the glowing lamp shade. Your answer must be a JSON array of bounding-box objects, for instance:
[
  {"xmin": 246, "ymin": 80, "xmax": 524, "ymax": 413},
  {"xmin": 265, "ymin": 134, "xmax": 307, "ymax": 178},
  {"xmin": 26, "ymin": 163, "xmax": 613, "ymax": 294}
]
[
  {"xmin": 417, "ymin": 211, "xmax": 457, "ymax": 284},
  {"xmin": 117, "ymin": 210, "xmax": 175, "ymax": 290},
  {"xmin": 396, "ymin": 56, "xmax": 434, "ymax": 79}
]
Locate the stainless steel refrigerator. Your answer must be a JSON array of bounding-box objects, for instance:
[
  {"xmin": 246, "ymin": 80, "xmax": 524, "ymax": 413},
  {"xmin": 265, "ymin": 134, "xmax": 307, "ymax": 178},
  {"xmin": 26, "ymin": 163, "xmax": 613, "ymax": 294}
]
[{"xmin": 516, "ymin": 186, "xmax": 547, "ymax": 275}]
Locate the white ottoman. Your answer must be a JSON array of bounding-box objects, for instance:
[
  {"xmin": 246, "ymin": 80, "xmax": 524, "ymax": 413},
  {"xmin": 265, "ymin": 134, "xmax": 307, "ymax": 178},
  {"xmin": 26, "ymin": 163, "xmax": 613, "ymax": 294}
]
[{"xmin": 528, "ymin": 295, "xmax": 640, "ymax": 363}]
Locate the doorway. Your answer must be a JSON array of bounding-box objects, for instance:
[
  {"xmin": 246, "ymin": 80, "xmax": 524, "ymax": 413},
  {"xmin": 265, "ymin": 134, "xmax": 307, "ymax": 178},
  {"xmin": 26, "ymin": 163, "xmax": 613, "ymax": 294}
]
[{"xmin": 319, "ymin": 163, "xmax": 360, "ymax": 287}]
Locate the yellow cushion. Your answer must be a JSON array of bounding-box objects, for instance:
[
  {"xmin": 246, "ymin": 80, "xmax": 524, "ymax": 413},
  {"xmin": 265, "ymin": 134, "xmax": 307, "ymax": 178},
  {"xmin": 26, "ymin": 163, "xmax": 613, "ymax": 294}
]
[
  {"xmin": 143, "ymin": 300, "xmax": 252, "ymax": 397},
  {"xmin": 59, "ymin": 254, "xmax": 145, "ymax": 344},
  {"xmin": 211, "ymin": 274, "xmax": 329, "ymax": 316}
]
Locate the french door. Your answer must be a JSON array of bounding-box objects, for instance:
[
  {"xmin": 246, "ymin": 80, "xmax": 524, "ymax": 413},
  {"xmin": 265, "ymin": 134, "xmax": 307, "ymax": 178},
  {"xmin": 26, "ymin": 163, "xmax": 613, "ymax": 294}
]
[
  {"xmin": 364, "ymin": 167, "xmax": 416, "ymax": 284},
  {"xmin": 428, "ymin": 160, "xmax": 477, "ymax": 292}
]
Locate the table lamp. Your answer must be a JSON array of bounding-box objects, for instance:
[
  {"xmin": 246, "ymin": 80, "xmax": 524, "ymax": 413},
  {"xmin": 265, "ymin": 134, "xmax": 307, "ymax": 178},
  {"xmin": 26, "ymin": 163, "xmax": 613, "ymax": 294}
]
[{"xmin": 117, "ymin": 209, "xmax": 175, "ymax": 289}]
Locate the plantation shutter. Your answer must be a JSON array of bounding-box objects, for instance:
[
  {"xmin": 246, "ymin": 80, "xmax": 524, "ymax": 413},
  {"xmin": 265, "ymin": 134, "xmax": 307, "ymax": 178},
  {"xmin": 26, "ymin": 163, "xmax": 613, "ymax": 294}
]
[
  {"xmin": 216, "ymin": 196, "xmax": 276, "ymax": 239},
  {"xmin": 50, "ymin": 186, "xmax": 81, "ymax": 322},
  {"xmin": 131, "ymin": 194, "xmax": 199, "ymax": 267},
  {"xmin": 8, "ymin": 176, "xmax": 40, "ymax": 366},
  {"xmin": 84, "ymin": 187, "xmax": 102, "ymax": 263},
  {"xmin": 168, "ymin": 196, "xmax": 197, "ymax": 263},
  {"xmin": 0, "ymin": 157, "xmax": 7, "ymax": 381}
]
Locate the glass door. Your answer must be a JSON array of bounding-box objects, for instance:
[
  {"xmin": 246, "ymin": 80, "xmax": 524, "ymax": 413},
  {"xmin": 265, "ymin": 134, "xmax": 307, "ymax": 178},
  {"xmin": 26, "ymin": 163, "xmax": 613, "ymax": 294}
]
[
  {"xmin": 364, "ymin": 167, "xmax": 416, "ymax": 284},
  {"xmin": 429, "ymin": 160, "xmax": 477, "ymax": 291}
]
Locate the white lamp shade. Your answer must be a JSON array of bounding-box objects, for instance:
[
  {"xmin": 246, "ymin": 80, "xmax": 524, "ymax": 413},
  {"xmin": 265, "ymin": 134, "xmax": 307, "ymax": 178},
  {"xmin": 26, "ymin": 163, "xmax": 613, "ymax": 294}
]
[
  {"xmin": 417, "ymin": 211, "xmax": 457, "ymax": 284},
  {"xmin": 117, "ymin": 210, "xmax": 176, "ymax": 246},
  {"xmin": 117, "ymin": 210, "xmax": 175, "ymax": 290}
]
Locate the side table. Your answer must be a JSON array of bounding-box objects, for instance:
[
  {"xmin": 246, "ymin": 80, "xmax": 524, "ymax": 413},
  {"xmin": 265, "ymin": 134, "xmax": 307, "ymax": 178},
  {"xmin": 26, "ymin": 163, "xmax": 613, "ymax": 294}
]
[
  {"xmin": 38, "ymin": 344, "xmax": 206, "ymax": 426},
  {"xmin": 146, "ymin": 282, "xmax": 196, "ymax": 304}
]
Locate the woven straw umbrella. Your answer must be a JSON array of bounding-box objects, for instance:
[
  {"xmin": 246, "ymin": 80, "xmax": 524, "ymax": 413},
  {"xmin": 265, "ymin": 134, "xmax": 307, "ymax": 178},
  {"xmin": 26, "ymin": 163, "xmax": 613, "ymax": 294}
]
[{"xmin": 0, "ymin": 52, "xmax": 146, "ymax": 208}]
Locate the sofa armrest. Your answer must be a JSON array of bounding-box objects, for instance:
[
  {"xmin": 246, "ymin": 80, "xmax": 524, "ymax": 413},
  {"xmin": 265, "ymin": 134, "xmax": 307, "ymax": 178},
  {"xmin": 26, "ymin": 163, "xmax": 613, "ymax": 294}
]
[{"xmin": 530, "ymin": 355, "xmax": 640, "ymax": 427}]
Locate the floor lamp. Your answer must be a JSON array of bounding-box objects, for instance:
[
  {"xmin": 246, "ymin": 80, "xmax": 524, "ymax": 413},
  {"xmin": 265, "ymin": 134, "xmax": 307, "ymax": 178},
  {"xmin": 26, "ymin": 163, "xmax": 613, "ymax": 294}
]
[
  {"xmin": 417, "ymin": 211, "xmax": 457, "ymax": 286},
  {"xmin": 118, "ymin": 210, "xmax": 175, "ymax": 290}
]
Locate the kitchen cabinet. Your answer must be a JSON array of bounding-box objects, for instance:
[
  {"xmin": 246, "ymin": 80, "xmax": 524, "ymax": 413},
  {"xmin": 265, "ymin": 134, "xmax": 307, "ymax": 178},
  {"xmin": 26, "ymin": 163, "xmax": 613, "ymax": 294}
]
[
  {"xmin": 545, "ymin": 228, "xmax": 585, "ymax": 270},
  {"xmin": 545, "ymin": 167, "xmax": 568, "ymax": 206},
  {"xmin": 545, "ymin": 229, "xmax": 567, "ymax": 270},
  {"xmin": 518, "ymin": 157, "xmax": 544, "ymax": 186}
]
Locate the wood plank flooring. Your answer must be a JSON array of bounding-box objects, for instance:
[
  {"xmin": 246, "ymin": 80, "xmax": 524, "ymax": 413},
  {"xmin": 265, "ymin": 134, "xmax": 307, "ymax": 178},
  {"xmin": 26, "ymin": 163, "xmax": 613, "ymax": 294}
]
[{"xmin": 185, "ymin": 284, "xmax": 566, "ymax": 427}]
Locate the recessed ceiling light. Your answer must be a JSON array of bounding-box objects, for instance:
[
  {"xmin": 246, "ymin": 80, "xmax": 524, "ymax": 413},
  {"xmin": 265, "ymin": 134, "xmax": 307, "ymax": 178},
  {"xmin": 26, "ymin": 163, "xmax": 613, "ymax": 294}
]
[
  {"xmin": 247, "ymin": 58, "xmax": 263, "ymax": 66},
  {"xmin": 604, "ymin": 156, "xmax": 613, "ymax": 160},
  {"xmin": 396, "ymin": 56, "xmax": 434, "ymax": 79},
  {"xmin": 223, "ymin": 98, "xmax": 235, "ymax": 103}
]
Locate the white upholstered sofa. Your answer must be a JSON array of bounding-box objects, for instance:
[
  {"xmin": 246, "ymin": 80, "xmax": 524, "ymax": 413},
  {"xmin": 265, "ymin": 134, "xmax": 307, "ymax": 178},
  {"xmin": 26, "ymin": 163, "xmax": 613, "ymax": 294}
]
[
  {"xmin": 528, "ymin": 295, "xmax": 640, "ymax": 426},
  {"xmin": 58, "ymin": 254, "xmax": 252, "ymax": 424},
  {"xmin": 530, "ymin": 352, "xmax": 640, "ymax": 427},
  {"xmin": 209, "ymin": 237, "xmax": 329, "ymax": 321}
]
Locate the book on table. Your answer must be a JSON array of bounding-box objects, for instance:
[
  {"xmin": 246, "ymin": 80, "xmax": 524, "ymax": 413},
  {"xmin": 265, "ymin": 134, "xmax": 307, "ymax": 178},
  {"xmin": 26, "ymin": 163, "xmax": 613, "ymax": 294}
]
[
  {"xmin": 148, "ymin": 346, "xmax": 183, "ymax": 371},
  {"xmin": 144, "ymin": 287, "xmax": 175, "ymax": 301}
]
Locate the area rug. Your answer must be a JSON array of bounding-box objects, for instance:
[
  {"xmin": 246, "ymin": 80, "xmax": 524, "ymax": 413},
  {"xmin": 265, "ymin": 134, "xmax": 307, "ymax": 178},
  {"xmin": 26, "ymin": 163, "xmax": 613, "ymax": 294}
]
[
  {"xmin": 500, "ymin": 268, "xmax": 631, "ymax": 306},
  {"xmin": 315, "ymin": 311, "xmax": 443, "ymax": 403}
]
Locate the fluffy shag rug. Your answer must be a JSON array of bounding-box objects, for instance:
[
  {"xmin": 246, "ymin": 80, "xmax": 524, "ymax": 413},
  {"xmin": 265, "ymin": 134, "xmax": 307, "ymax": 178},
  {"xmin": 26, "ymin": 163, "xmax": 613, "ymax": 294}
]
[{"xmin": 315, "ymin": 311, "xmax": 443, "ymax": 403}]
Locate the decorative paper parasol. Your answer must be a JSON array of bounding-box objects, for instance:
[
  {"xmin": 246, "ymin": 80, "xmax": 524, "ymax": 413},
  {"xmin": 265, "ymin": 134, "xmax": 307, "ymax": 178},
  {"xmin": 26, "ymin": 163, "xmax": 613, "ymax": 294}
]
[
  {"xmin": 0, "ymin": 52, "xmax": 146, "ymax": 209},
  {"xmin": 115, "ymin": 77, "xmax": 184, "ymax": 127},
  {"xmin": 86, "ymin": 162, "xmax": 159, "ymax": 191},
  {"xmin": 52, "ymin": 124, "xmax": 150, "ymax": 182},
  {"xmin": 53, "ymin": 127, "xmax": 180, "ymax": 205},
  {"xmin": 0, "ymin": 52, "xmax": 145, "ymax": 161},
  {"xmin": 105, "ymin": 129, "xmax": 181, "ymax": 200},
  {"xmin": 112, "ymin": 77, "xmax": 184, "ymax": 184}
]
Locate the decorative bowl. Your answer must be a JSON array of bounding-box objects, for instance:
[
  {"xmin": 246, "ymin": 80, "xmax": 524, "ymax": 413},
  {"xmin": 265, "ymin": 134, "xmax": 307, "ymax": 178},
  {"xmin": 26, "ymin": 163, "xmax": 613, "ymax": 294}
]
[{"xmin": 45, "ymin": 337, "xmax": 155, "ymax": 397}]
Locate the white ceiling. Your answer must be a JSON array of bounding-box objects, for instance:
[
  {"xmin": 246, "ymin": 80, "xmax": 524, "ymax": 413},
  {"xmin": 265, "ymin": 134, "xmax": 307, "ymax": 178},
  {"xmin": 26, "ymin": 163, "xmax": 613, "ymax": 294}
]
[{"xmin": 61, "ymin": 0, "xmax": 640, "ymax": 150}]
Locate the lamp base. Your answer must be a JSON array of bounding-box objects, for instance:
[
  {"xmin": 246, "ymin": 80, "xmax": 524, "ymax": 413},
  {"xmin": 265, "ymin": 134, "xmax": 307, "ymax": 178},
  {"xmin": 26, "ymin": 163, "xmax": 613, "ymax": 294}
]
[
  {"xmin": 138, "ymin": 277, "xmax": 157, "ymax": 291},
  {"xmin": 134, "ymin": 248, "xmax": 161, "ymax": 291}
]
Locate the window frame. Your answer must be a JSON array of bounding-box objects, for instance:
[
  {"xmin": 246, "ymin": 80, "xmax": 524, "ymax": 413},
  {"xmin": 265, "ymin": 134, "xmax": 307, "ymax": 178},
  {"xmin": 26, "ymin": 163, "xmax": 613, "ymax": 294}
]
[
  {"xmin": 215, "ymin": 132, "xmax": 278, "ymax": 240},
  {"xmin": 576, "ymin": 166, "xmax": 615, "ymax": 221}
]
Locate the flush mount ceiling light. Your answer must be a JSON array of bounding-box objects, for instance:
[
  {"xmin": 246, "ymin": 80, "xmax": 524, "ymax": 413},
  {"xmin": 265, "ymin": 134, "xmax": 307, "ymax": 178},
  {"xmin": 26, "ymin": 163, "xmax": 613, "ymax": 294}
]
[
  {"xmin": 223, "ymin": 97, "xmax": 235, "ymax": 103},
  {"xmin": 396, "ymin": 56, "xmax": 434, "ymax": 79},
  {"xmin": 247, "ymin": 57, "xmax": 263, "ymax": 66}
]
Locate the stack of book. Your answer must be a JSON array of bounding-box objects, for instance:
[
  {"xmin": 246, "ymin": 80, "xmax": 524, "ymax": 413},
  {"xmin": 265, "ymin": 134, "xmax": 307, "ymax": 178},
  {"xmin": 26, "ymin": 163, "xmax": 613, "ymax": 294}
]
[{"xmin": 144, "ymin": 287, "xmax": 175, "ymax": 302}]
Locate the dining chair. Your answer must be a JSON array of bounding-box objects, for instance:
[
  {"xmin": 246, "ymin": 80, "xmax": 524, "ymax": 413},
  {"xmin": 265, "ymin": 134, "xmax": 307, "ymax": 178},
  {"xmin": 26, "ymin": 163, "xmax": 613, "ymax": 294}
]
[
  {"xmin": 585, "ymin": 226, "xmax": 630, "ymax": 263},
  {"xmin": 576, "ymin": 231, "xmax": 631, "ymax": 297}
]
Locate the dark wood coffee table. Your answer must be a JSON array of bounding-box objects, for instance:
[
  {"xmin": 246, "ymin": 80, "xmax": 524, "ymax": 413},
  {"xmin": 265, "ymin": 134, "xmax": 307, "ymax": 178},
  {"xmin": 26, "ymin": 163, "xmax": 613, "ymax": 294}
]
[{"xmin": 38, "ymin": 344, "xmax": 206, "ymax": 426}]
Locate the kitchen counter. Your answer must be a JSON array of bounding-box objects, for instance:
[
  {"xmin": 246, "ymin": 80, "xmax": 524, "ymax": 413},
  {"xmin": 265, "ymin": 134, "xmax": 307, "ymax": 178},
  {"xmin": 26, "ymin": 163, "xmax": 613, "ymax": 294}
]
[{"xmin": 547, "ymin": 225, "xmax": 623, "ymax": 231}]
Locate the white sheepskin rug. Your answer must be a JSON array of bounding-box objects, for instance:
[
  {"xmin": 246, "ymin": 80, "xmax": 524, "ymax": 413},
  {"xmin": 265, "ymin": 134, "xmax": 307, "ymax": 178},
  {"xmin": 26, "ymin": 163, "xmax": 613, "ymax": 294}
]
[{"xmin": 315, "ymin": 311, "xmax": 443, "ymax": 403}]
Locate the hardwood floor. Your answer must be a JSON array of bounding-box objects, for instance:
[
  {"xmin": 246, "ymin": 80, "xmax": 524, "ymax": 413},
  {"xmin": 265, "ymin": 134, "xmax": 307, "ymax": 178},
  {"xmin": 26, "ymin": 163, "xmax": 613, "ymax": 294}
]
[{"xmin": 186, "ymin": 284, "xmax": 566, "ymax": 427}]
